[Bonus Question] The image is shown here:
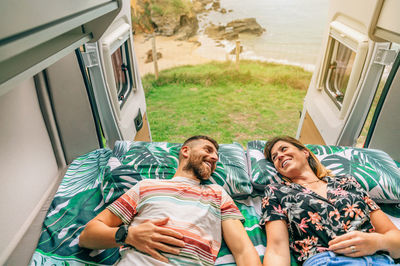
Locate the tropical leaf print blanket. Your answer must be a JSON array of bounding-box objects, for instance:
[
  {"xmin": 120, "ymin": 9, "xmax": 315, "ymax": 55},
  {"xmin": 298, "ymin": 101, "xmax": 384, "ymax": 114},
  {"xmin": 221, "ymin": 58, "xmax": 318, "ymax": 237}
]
[{"xmin": 30, "ymin": 141, "xmax": 400, "ymax": 266}]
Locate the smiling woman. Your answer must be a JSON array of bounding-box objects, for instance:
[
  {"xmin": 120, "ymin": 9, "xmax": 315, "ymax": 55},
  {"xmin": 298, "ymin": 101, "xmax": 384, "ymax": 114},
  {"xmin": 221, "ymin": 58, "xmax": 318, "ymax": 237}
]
[{"xmin": 260, "ymin": 136, "xmax": 400, "ymax": 266}]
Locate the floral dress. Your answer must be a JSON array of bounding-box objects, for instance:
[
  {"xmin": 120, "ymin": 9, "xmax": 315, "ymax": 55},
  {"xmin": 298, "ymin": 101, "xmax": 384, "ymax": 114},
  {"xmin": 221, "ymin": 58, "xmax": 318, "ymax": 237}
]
[{"xmin": 260, "ymin": 175, "xmax": 380, "ymax": 264}]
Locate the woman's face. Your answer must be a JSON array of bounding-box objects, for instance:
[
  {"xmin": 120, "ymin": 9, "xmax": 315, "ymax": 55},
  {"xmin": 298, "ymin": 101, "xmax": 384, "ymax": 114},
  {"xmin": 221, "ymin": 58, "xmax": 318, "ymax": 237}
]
[{"xmin": 270, "ymin": 140, "xmax": 310, "ymax": 178}]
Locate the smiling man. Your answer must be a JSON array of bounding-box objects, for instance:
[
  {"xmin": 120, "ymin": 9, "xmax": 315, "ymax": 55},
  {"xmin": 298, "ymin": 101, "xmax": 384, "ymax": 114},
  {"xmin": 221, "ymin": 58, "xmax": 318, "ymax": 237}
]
[{"xmin": 79, "ymin": 135, "xmax": 261, "ymax": 266}]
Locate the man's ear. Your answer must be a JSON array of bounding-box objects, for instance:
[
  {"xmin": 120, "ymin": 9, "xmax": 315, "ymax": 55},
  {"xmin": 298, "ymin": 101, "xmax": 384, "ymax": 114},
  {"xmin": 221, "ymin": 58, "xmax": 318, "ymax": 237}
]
[{"xmin": 181, "ymin": 145, "xmax": 190, "ymax": 158}]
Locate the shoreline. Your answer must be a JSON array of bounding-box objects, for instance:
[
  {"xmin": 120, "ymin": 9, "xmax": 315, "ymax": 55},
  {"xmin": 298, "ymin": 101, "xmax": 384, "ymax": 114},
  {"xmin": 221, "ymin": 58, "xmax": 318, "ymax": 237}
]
[
  {"xmin": 133, "ymin": 33, "xmax": 317, "ymax": 77},
  {"xmin": 133, "ymin": 34, "xmax": 228, "ymax": 77}
]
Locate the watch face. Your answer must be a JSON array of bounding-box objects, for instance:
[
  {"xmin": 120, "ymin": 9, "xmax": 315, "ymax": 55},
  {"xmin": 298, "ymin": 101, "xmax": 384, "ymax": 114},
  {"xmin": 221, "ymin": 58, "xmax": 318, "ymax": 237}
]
[{"xmin": 115, "ymin": 225, "xmax": 129, "ymax": 244}]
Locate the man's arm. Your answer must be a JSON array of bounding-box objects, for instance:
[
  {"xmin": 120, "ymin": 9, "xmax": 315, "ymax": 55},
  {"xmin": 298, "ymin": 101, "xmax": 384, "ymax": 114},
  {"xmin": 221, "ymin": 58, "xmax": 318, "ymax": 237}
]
[
  {"xmin": 79, "ymin": 209, "xmax": 123, "ymax": 249},
  {"xmin": 222, "ymin": 219, "xmax": 262, "ymax": 266},
  {"xmin": 79, "ymin": 209, "xmax": 185, "ymax": 263},
  {"xmin": 263, "ymin": 220, "xmax": 290, "ymax": 266}
]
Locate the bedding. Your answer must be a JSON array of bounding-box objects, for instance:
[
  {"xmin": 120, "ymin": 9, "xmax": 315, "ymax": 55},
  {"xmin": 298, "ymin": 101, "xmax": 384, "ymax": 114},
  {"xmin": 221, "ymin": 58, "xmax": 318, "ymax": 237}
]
[
  {"xmin": 108, "ymin": 141, "xmax": 253, "ymax": 198},
  {"xmin": 30, "ymin": 141, "xmax": 400, "ymax": 266}
]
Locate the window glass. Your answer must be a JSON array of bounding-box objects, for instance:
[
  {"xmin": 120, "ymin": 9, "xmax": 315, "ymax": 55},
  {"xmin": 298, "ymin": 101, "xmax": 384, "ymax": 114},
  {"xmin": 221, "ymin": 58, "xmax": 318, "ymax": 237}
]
[
  {"xmin": 324, "ymin": 39, "xmax": 356, "ymax": 109},
  {"xmin": 110, "ymin": 41, "xmax": 135, "ymax": 107}
]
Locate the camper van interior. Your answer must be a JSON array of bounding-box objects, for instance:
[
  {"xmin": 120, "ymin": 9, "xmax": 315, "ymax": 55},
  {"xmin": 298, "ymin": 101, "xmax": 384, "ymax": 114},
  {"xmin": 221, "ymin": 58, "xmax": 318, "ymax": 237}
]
[{"xmin": 0, "ymin": 0, "xmax": 399, "ymax": 265}]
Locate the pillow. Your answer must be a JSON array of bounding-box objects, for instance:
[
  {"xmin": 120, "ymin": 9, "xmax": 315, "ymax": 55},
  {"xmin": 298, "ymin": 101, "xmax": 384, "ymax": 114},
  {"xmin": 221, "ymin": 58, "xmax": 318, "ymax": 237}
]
[
  {"xmin": 247, "ymin": 140, "xmax": 400, "ymax": 203},
  {"xmin": 101, "ymin": 141, "xmax": 252, "ymax": 201}
]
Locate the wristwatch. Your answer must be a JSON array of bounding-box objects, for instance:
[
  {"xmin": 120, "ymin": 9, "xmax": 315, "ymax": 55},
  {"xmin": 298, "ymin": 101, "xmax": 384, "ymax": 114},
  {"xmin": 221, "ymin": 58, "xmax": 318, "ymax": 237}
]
[{"xmin": 115, "ymin": 224, "xmax": 129, "ymax": 245}]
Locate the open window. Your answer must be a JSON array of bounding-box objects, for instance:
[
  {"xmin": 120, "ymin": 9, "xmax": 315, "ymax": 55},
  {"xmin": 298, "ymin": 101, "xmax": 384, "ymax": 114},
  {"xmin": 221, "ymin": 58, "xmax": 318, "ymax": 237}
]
[
  {"xmin": 102, "ymin": 21, "xmax": 137, "ymax": 112},
  {"xmin": 324, "ymin": 40, "xmax": 356, "ymax": 108},
  {"xmin": 320, "ymin": 21, "xmax": 368, "ymax": 117},
  {"xmin": 111, "ymin": 40, "xmax": 134, "ymax": 107}
]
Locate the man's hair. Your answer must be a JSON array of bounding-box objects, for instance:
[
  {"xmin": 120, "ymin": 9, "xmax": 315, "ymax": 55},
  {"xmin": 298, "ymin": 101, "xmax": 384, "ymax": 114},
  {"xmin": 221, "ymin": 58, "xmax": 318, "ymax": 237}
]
[
  {"xmin": 264, "ymin": 136, "xmax": 331, "ymax": 178},
  {"xmin": 179, "ymin": 135, "xmax": 219, "ymax": 161}
]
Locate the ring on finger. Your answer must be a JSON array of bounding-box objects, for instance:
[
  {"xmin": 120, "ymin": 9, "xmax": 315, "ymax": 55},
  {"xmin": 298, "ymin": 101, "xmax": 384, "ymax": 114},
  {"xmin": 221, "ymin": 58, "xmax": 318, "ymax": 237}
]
[{"xmin": 350, "ymin": 245, "xmax": 356, "ymax": 253}]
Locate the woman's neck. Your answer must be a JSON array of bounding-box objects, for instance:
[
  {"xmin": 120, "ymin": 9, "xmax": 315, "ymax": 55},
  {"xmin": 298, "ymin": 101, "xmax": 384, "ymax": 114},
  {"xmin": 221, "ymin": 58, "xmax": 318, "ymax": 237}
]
[{"xmin": 288, "ymin": 170, "xmax": 319, "ymax": 185}]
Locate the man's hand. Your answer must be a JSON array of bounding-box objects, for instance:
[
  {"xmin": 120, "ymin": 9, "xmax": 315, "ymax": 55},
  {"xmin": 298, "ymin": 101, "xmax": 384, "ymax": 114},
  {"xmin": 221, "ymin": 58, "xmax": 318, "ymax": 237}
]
[{"xmin": 125, "ymin": 217, "xmax": 186, "ymax": 263}]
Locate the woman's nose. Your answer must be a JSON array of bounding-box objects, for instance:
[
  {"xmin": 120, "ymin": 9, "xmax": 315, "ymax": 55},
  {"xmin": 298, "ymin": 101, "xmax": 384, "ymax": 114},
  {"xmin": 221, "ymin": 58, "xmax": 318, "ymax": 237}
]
[{"xmin": 276, "ymin": 152, "xmax": 284, "ymax": 161}]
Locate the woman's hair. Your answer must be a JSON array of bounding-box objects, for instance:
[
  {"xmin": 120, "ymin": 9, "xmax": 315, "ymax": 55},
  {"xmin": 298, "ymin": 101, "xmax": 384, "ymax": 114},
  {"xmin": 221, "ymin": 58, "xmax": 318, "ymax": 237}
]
[{"xmin": 263, "ymin": 136, "xmax": 331, "ymax": 178}]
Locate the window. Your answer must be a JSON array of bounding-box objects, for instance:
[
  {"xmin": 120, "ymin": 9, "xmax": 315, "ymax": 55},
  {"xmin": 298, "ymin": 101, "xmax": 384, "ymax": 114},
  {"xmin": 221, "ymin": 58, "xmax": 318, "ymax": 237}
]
[
  {"xmin": 324, "ymin": 40, "xmax": 356, "ymax": 109},
  {"xmin": 111, "ymin": 41, "xmax": 135, "ymax": 108},
  {"xmin": 319, "ymin": 21, "xmax": 368, "ymax": 116}
]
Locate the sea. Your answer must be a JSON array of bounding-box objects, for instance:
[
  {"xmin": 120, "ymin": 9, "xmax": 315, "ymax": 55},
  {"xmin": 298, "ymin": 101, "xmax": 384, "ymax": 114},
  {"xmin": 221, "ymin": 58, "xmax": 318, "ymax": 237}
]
[{"xmin": 196, "ymin": 0, "xmax": 330, "ymax": 71}]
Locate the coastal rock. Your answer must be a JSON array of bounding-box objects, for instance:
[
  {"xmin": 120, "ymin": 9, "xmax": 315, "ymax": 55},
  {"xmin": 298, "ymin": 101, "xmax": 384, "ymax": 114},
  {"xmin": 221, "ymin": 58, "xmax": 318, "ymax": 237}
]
[
  {"xmin": 193, "ymin": 1, "xmax": 206, "ymax": 13},
  {"xmin": 192, "ymin": 0, "xmax": 214, "ymax": 13},
  {"xmin": 145, "ymin": 49, "xmax": 162, "ymax": 63},
  {"xmin": 151, "ymin": 13, "xmax": 199, "ymax": 40},
  {"xmin": 212, "ymin": 1, "xmax": 220, "ymax": 10},
  {"xmin": 227, "ymin": 18, "xmax": 265, "ymax": 36},
  {"xmin": 205, "ymin": 18, "xmax": 265, "ymax": 40}
]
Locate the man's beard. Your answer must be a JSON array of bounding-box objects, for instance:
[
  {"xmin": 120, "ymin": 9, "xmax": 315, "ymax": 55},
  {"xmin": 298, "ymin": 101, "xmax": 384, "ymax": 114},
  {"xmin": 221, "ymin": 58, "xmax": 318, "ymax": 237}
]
[{"xmin": 183, "ymin": 153, "xmax": 213, "ymax": 180}]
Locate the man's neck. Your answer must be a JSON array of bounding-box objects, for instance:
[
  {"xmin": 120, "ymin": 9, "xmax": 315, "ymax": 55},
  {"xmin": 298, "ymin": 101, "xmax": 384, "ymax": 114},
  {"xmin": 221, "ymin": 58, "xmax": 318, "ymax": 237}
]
[{"xmin": 174, "ymin": 168, "xmax": 200, "ymax": 182}]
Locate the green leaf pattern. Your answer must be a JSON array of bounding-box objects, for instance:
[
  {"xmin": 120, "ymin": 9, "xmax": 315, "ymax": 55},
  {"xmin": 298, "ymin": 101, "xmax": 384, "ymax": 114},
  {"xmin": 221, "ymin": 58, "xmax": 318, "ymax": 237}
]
[
  {"xmin": 248, "ymin": 141, "xmax": 400, "ymax": 203},
  {"xmin": 30, "ymin": 141, "xmax": 400, "ymax": 266}
]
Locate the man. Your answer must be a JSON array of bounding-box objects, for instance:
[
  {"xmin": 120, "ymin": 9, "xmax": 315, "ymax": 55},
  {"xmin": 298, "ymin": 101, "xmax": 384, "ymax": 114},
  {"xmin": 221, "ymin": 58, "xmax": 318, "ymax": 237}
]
[{"xmin": 79, "ymin": 135, "xmax": 261, "ymax": 265}]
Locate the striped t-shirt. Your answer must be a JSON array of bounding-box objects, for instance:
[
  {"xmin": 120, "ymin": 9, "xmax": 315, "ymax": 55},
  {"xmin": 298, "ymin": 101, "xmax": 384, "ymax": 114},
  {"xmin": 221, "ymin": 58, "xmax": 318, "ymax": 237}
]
[{"xmin": 107, "ymin": 176, "xmax": 244, "ymax": 266}]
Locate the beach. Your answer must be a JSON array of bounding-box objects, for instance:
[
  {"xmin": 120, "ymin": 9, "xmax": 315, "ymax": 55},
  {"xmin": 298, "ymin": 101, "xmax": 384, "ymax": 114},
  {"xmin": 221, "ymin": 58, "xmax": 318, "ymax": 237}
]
[{"xmin": 133, "ymin": 34, "xmax": 228, "ymax": 77}]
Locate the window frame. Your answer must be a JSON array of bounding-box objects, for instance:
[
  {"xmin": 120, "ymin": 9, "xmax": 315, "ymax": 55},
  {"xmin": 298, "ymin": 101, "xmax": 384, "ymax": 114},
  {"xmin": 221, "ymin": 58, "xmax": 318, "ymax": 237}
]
[
  {"xmin": 111, "ymin": 40, "xmax": 134, "ymax": 108},
  {"xmin": 323, "ymin": 39, "xmax": 356, "ymax": 109},
  {"xmin": 319, "ymin": 21, "xmax": 369, "ymax": 119}
]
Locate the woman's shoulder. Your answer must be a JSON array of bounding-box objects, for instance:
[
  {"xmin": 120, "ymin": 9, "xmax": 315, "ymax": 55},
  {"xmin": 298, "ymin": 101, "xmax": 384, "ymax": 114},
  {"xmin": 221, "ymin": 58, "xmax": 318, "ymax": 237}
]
[
  {"xmin": 264, "ymin": 181, "xmax": 292, "ymax": 195},
  {"xmin": 328, "ymin": 175, "xmax": 365, "ymax": 190},
  {"xmin": 266, "ymin": 181, "xmax": 286, "ymax": 189}
]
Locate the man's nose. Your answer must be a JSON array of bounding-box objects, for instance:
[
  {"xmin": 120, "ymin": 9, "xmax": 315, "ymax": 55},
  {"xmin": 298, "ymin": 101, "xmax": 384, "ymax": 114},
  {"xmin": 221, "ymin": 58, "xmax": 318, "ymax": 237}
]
[{"xmin": 210, "ymin": 152, "xmax": 218, "ymax": 162}]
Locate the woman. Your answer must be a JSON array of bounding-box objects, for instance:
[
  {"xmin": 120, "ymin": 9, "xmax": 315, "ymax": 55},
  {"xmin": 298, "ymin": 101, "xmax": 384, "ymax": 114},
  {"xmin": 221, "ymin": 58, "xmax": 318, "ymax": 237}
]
[{"xmin": 260, "ymin": 136, "xmax": 400, "ymax": 266}]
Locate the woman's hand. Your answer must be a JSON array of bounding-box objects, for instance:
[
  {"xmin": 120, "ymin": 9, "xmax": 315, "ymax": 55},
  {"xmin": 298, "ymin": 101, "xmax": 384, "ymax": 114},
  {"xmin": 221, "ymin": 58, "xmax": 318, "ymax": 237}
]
[{"xmin": 328, "ymin": 231, "xmax": 383, "ymax": 257}]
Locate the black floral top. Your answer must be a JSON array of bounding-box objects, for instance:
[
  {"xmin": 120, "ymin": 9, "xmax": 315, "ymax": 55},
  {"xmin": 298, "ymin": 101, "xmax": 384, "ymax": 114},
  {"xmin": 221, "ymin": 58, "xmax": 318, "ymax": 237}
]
[{"xmin": 260, "ymin": 175, "xmax": 380, "ymax": 263}]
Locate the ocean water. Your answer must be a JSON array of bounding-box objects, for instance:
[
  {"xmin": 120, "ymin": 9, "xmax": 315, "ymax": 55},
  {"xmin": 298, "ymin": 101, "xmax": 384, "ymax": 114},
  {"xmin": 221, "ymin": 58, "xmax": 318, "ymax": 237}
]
[{"xmin": 197, "ymin": 0, "xmax": 329, "ymax": 71}]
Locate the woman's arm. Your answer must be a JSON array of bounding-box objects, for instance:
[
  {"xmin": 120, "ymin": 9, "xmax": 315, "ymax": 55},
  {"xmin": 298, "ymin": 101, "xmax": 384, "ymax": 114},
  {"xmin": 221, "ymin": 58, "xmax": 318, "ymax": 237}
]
[
  {"xmin": 329, "ymin": 209, "xmax": 400, "ymax": 258},
  {"xmin": 369, "ymin": 209, "xmax": 400, "ymax": 258},
  {"xmin": 264, "ymin": 220, "xmax": 290, "ymax": 266}
]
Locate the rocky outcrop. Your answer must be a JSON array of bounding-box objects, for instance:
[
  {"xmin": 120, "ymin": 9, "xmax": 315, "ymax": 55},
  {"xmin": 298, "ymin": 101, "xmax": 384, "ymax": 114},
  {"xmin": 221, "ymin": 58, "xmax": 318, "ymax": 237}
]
[
  {"xmin": 193, "ymin": 0, "xmax": 213, "ymax": 11},
  {"xmin": 205, "ymin": 18, "xmax": 266, "ymax": 40},
  {"xmin": 151, "ymin": 13, "xmax": 199, "ymax": 40}
]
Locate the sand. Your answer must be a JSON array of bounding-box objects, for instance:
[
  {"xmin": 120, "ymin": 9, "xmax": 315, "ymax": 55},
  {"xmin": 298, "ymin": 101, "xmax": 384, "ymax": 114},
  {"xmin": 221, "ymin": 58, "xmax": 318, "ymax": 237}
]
[{"xmin": 133, "ymin": 34, "xmax": 231, "ymax": 76}]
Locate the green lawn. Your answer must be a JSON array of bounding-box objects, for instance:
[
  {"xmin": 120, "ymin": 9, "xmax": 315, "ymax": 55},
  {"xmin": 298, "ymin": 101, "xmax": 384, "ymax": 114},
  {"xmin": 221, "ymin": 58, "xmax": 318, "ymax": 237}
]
[{"xmin": 142, "ymin": 60, "xmax": 311, "ymax": 146}]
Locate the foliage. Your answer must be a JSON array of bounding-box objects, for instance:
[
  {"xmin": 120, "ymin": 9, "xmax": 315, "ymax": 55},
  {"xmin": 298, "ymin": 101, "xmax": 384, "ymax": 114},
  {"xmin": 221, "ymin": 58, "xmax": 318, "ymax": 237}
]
[
  {"xmin": 142, "ymin": 60, "xmax": 312, "ymax": 146},
  {"xmin": 131, "ymin": 0, "xmax": 193, "ymax": 33}
]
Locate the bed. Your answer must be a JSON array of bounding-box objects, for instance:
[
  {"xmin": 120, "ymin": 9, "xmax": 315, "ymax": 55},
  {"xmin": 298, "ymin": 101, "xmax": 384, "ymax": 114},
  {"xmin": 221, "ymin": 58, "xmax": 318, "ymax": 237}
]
[{"xmin": 30, "ymin": 140, "xmax": 400, "ymax": 265}]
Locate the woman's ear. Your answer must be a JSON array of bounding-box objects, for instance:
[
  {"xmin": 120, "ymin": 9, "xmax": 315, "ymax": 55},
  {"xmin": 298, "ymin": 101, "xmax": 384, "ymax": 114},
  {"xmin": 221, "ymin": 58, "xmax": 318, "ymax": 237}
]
[{"xmin": 303, "ymin": 149, "xmax": 310, "ymax": 158}]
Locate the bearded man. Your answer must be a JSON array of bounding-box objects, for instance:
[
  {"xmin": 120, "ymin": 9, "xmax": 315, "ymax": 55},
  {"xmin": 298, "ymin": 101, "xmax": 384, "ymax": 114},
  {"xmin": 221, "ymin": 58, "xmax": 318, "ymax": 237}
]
[{"xmin": 79, "ymin": 135, "xmax": 261, "ymax": 266}]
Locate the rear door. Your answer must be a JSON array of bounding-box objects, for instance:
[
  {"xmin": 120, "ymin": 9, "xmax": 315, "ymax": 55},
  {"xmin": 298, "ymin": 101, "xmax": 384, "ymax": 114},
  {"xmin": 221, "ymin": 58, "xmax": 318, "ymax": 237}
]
[{"xmin": 296, "ymin": 0, "xmax": 398, "ymax": 148}]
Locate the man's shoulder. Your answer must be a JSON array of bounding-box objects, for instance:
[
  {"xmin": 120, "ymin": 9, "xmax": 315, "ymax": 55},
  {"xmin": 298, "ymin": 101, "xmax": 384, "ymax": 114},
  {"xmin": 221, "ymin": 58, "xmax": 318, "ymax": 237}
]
[
  {"xmin": 137, "ymin": 178, "xmax": 171, "ymax": 185},
  {"xmin": 203, "ymin": 182, "xmax": 225, "ymax": 190}
]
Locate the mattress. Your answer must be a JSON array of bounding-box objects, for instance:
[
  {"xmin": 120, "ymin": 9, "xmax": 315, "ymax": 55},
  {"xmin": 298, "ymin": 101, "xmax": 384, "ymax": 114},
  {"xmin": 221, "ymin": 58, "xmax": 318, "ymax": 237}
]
[{"xmin": 29, "ymin": 141, "xmax": 400, "ymax": 265}]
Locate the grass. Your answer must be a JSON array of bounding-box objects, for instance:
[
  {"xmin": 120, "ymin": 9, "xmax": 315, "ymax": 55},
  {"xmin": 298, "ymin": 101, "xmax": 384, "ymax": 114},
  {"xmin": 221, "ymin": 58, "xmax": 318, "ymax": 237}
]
[{"xmin": 142, "ymin": 60, "xmax": 311, "ymax": 146}]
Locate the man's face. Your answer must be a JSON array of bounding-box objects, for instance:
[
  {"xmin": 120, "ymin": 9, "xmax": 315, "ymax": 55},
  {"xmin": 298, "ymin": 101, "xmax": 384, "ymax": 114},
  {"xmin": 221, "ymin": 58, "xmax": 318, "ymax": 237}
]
[{"xmin": 184, "ymin": 139, "xmax": 219, "ymax": 180}]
